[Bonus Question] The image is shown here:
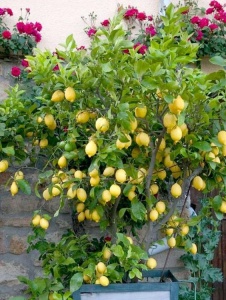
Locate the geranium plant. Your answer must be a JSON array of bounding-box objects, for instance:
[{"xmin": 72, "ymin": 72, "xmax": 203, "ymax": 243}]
[
  {"xmin": 0, "ymin": 3, "xmax": 225, "ymax": 299},
  {"xmin": 0, "ymin": 7, "xmax": 42, "ymax": 58}
]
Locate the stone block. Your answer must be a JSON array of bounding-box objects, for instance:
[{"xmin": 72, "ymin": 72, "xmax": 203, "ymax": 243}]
[
  {"xmin": 0, "ymin": 231, "xmax": 7, "ymax": 254},
  {"xmin": 0, "ymin": 260, "xmax": 28, "ymax": 285},
  {"xmin": 0, "ymin": 216, "xmax": 31, "ymax": 227},
  {"xmin": 9, "ymin": 235, "xmax": 27, "ymax": 254}
]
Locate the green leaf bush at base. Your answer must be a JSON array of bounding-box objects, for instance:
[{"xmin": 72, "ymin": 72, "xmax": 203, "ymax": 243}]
[{"xmin": 0, "ymin": 3, "xmax": 226, "ymax": 299}]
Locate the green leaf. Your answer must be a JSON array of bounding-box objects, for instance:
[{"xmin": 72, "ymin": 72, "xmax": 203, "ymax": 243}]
[
  {"xmin": 9, "ymin": 297, "xmax": 26, "ymax": 300},
  {"xmin": 209, "ymin": 56, "xmax": 226, "ymax": 67},
  {"xmin": 16, "ymin": 179, "xmax": 31, "ymax": 195},
  {"xmin": 0, "ymin": 123, "xmax": 6, "ymax": 136},
  {"xmin": 187, "ymin": 215, "xmax": 202, "ymax": 226},
  {"xmin": 111, "ymin": 244, "xmax": 124, "ymax": 257},
  {"xmin": 69, "ymin": 272, "xmax": 83, "ymax": 293},
  {"xmin": 131, "ymin": 199, "xmax": 146, "ymax": 221},
  {"xmin": 193, "ymin": 141, "xmax": 211, "ymax": 152},
  {"xmin": 134, "ymin": 60, "xmax": 150, "ymax": 77},
  {"xmin": 2, "ymin": 146, "xmax": 15, "ymax": 156}
]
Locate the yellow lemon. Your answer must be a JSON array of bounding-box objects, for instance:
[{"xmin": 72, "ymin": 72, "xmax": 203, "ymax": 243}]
[
  {"xmin": 96, "ymin": 262, "xmax": 107, "ymax": 274},
  {"xmin": 0, "ymin": 160, "xmax": 9, "ymax": 172},
  {"xmin": 170, "ymin": 126, "xmax": 182, "ymax": 142},
  {"xmin": 44, "ymin": 114, "xmax": 55, "ymax": 127},
  {"xmin": 219, "ymin": 201, "xmax": 226, "ymax": 213},
  {"xmin": 65, "ymin": 87, "xmax": 76, "ymax": 102},
  {"xmin": 150, "ymin": 184, "xmax": 159, "ymax": 195},
  {"xmin": 129, "ymin": 118, "xmax": 138, "ymax": 132},
  {"xmin": 136, "ymin": 132, "xmax": 150, "ymax": 147},
  {"xmin": 43, "ymin": 188, "xmax": 53, "ymax": 200},
  {"xmin": 85, "ymin": 140, "xmax": 97, "ymax": 157},
  {"xmin": 51, "ymin": 90, "xmax": 64, "ymax": 102},
  {"xmin": 99, "ymin": 275, "xmax": 109, "ymax": 287},
  {"xmin": 127, "ymin": 190, "xmax": 136, "ymax": 201},
  {"xmin": 163, "ymin": 113, "xmax": 177, "ymax": 129},
  {"xmin": 78, "ymin": 211, "xmax": 86, "ymax": 222},
  {"xmin": 95, "ymin": 117, "xmax": 109, "ymax": 133},
  {"xmin": 146, "ymin": 257, "xmax": 157, "ymax": 269},
  {"xmin": 74, "ymin": 170, "xmax": 83, "ymax": 179},
  {"xmin": 115, "ymin": 169, "xmax": 127, "ymax": 183},
  {"xmin": 92, "ymin": 210, "xmax": 101, "ymax": 222},
  {"xmin": 90, "ymin": 175, "xmax": 100, "ymax": 187},
  {"xmin": 126, "ymin": 236, "xmax": 133, "ymax": 244},
  {"xmin": 149, "ymin": 209, "xmax": 159, "ymax": 221},
  {"xmin": 192, "ymin": 176, "xmax": 205, "ymax": 191},
  {"xmin": 58, "ymin": 156, "xmax": 67, "ymax": 168},
  {"xmin": 40, "ymin": 218, "xmax": 49, "ymax": 230},
  {"xmin": 135, "ymin": 106, "xmax": 147, "ymax": 118},
  {"xmin": 171, "ymin": 183, "xmax": 182, "ymax": 198},
  {"xmin": 103, "ymin": 248, "xmax": 112, "ymax": 260},
  {"xmin": 39, "ymin": 138, "xmax": 48, "ymax": 148},
  {"xmin": 109, "ymin": 184, "xmax": 121, "ymax": 197},
  {"xmin": 10, "ymin": 181, "xmax": 18, "ymax": 196},
  {"xmin": 164, "ymin": 154, "xmax": 174, "ymax": 168},
  {"xmin": 102, "ymin": 190, "xmax": 112, "ymax": 202},
  {"xmin": 52, "ymin": 184, "xmax": 62, "ymax": 196},
  {"xmin": 167, "ymin": 236, "xmax": 176, "ymax": 248},
  {"xmin": 76, "ymin": 202, "xmax": 85, "ymax": 213},
  {"xmin": 179, "ymin": 123, "xmax": 188, "ymax": 137},
  {"xmin": 165, "ymin": 228, "xmax": 174, "ymax": 236},
  {"xmin": 67, "ymin": 186, "xmax": 77, "ymax": 199},
  {"xmin": 14, "ymin": 171, "xmax": 24, "ymax": 180},
  {"xmin": 77, "ymin": 188, "xmax": 87, "ymax": 202},
  {"xmin": 189, "ymin": 243, "xmax": 197, "ymax": 255},
  {"xmin": 157, "ymin": 169, "xmax": 166, "ymax": 180},
  {"xmin": 218, "ymin": 130, "xmax": 226, "ymax": 145},
  {"xmin": 85, "ymin": 209, "xmax": 92, "ymax": 220},
  {"xmin": 76, "ymin": 110, "xmax": 90, "ymax": 124},
  {"xmin": 180, "ymin": 224, "xmax": 189, "ymax": 236},
  {"xmin": 155, "ymin": 201, "xmax": 166, "ymax": 214},
  {"xmin": 32, "ymin": 214, "xmax": 41, "ymax": 226},
  {"xmin": 89, "ymin": 169, "xmax": 99, "ymax": 177},
  {"xmin": 131, "ymin": 147, "xmax": 141, "ymax": 158},
  {"xmin": 103, "ymin": 167, "xmax": 115, "ymax": 177}
]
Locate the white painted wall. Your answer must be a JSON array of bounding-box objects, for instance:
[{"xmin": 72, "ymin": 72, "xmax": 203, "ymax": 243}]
[{"xmin": 2, "ymin": 0, "xmax": 225, "ymax": 51}]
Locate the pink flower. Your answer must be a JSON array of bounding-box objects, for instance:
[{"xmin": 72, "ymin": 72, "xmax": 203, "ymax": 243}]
[
  {"xmin": 101, "ymin": 19, "xmax": 110, "ymax": 27},
  {"xmin": 24, "ymin": 22, "xmax": 34, "ymax": 34},
  {"xmin": 53, "ymin": 64, "xmax": 59, "ymax": 71},
  {"xmin": 136, "ymin": 12, "xmax": 147, "ymax": 21},
  {"xmin": 123, "ymin": 49, "xmax": 130, "ymax": 54},
  {"xmin": 34, "ymin": 22, "xmax": 42, "ymax": 32},
  {"xmin": 190, "ymin": 16, "xmax": 200, "ymax": 24},
  {"xmin": 0, "ymin": 8, "xmax": 5, "ymax": 15},
  {"xmin": 5, "ymin": 8, "xmax": 13, "ymax": 16},
  {"xmin": 26, "ymin": 8, "xmax": 30, "ymax": 13},
  {"xmin": 34, "ymin": 32, "xmax": 41, "ymax": 42},
  {"xmin": 206, "ymin": 7, "xmax": 215, "ymax": 14},
  {"xmin": 87, "ymin": 27, "xmax": 97, "ymax": 37},
  {"xmin": 124, "ymin": 8, "xmax": 138, "ymax": 19},
  {"xmin": 11, "ymin": 67, "xmax": 21, "ymax": 77},
  {"xmin": 134, "ymin": 43, "xmax": 148, "ymax": 55},
  {"xmin": 196, "ymin": 30, "xmax": 203, "ymax": 41},
  {"xmin": 209, "ymin": 23, "xmax": 219, "ymax": 30},
  {"xmin": 21, "ymin": 59, "xmax": 29, "ymax": 67},
  {"xmin": 17, "ymin": 22, "xmax": 25, "ymax": 33},
  {"xmin": 209, "ymin": 1, "xmax": 222, "ymax": 11},
  {"xmin": 147, "ymin": 15, "xmax": 153, "ymax": 21},
  {"xmin": 199, "ymin": 18, "xmax": 209, "ymax": 28},
  {"xmin": 146, "ymin": 25, "xmax": 157, "ymax": 36},
  {"xmin": 2, "ymin": 30, "xmax": 11, "ymax": 39},
  {"xmin": 77, "ymin": 45, "xmax": 86, "ymax": 50}
]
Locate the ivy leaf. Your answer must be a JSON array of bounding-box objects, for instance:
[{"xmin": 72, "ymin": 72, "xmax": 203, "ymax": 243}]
[
  {"xmin": 69, "ymin": 273, "xmax": 83, "ymax": 293},
  {"xmin": 16, "ymin": 179, "xmax": 31, "ymax": 195}
]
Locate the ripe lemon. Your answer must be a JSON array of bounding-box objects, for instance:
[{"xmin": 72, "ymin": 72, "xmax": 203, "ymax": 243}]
[
  {"xmin": 51, "ymin": 90, "xmax": 64, "ymax": 102},
  {"xmin": 65, "ymin": 87, "xmax": 76, "ymax": 102},
  {"xmin": 67, "ymin": 186, "xmax": 77, "ymax": 199},
  {"xmin": 47, "ymin": 120, "xmax": 57, "ymax": 130},
  {"xmin": 102, "ymin": 190, "xmax": 112, "ymax": 202},
  {"xmin": 103, "ymin": 166, "xmax": 115, "ymax": 177},
  {"xmin": 99, "ymin": 275, "xmax": 109, "ymax": 287},
  {"xmin": 77, "ymin": 188, "xmax": 87, "ymax": 202},
  {"xmin": 89, "ymin": 169, "xmax": 99, "ymax": 177},
  {"xmin": 179, "ymin": 123, "xmax": 188, "ymax": 137},
  {"xmin": 170, "ymin": 165, "xmax": 181, "ymax": 179},
  {"xmin": 171, "ymin": 183, "xmax": 182, "ymax": 198},
  {"xmin": 222, "ymin": 145, "xmax": 226, "ymax": 156},
  {"xmin": 192, "ymin": 176, "xmax": 205, "ymax": 191},
  {"xmin": 165, "ymin": 228, "xmax": 174, "ymax": 236},
  {"xmin": 37, "ymin": 116, "xmax": 43, "ymax": 123},
  {"xmin": 150, "ymin": 183, "xmax": 159, "ymax": 195},
  {"xmin": 76, "ymin": 202, "xmax": 85, "ymax": 213},
  {"xmin": 146, "ymin": 257, "xmax": 157, "ymax": 269},
  {"xmin": 168, "ymin": 215, "xmax": 180, "ymax": 227},
  {"xmin": 135, "ymin": 106, "xmax": 147, "ymax": 118},
  {"xmin": 180, "ymin": 224, "xmax": 189, "ymax": 236},
  {"xmin": 135, "ymin": 132, "xmax": 150, "ymax": 147},
  {"xmin": 43, "ymin": 188, "xmax": 53, "ymax": 200},
  {"xmin": 189, "ymin": 243, "xmax": 197, "ymax": 255},
  {"xmin": 32, "ymin": 214, "xmax": 41, "ymax": 226},
  {"xmin": 219, "ymin": 201, "xmax": 226, "ymax": 213},
  {"xmin": 76, "ymin": 110, "xmax": 90, "ymax": 124},
  {"xmin": 116, "ymin": 138, "xmax": 126, "ymax": 150},
  {"xmin": 74, "ymin": 170, "xmax": 83, "ymax": 179},
  {"xmin": 163, "ymin": 113, "xmax": 177, "ymax": 129},
  {"xmin": 78, "ymin": 211, "xmax": 85, "ymax": 222},
  {"xmin": 52, "ymin": 184, "xmax": 62, "ymax": 196},
  {"xmin": 109, "ymin": 184, "xmax": 121, "ymax": 197},
  {"xmin": 95, "ymin": 117, "xmax": 109, "ymax": 133},
  {"xmin": 218, "ymin": 130, "xmax": 226, "ymax": 145},
  {"xmin": 85, "ymin": 209, "xmax": 92, "ymax": 220},
  {"xmin": 10, "ymin": 181, "xmax": 18, "ymax": 196},
  {"xmin": 83, "ymin": 274, "xmax": 91, "ymax": 283},
  {"xmin": 164, "ymin": 154, "xmax": 174, "ymax": 168},
  {"xmin": 90, "ymin": 175, "xmax": 100, "ymax": 186},
  {"xmin": 156, "ymin": 201, "xmax": 166, "ymax": 214},
  {"xmin": 149, "ymin": 209, "xmax": 159, "ymax": 221},
  {"xmin": 39, "ymin": 138, "xmax": 48, "ymax": 148},
  {"xmin": 44, "ymin": 114, "xmax": 55, "ymax": 127},
  {"xmin": 103, "ymin": 247, "xmax": 112, "ymax": 260},
  {"xmin": 58, "ymin": 156, "xmax": 67, "ymax": 168},
  {"xmin": 115, "ymin": 169, "xmax": 127, "ymax": 183},
  {"xmin": 92, "ymin": 210, "xmax": 101, "ymax": 222},
  {"xmin": 14, "ymin": 170, "xmax": 24, "ymax": 180},
  {"xmin": 0, "ymin": 160, "xmax": 9, "ymax": 172},
  {"xmin": 157, "ymin": 138, "xmax": 166, "ymax": 151},
  {"xmin": 169, "ymin": 95, "xmax": 185, "ymax": 114},
  {"xmin": 131, "ymin": 147, "xmax": 140, "ymax": 158},
  {"xmin": 157, "ymin": 169, "xmax": 166, "ymax": 180},
  {"xmin": 85, "ymin": 140, "xmax": 97, "ymax": 157},
  {"xmin": 167, "ymin": 236, "xmax": 176, "ymax": 248},
  {"xmin": 96, "ymin": 262, "xmax": 107, "ymax": 274},
  {"xmin": 40, "ymin": 218, "xmax": 49, "ymax": 230},
  {"xmin": 170, "ymin": 126, "xmax": 182, "ymax": 142},
  {"xmin": 129, "ymin": 118, "xmax": 138, "ymax": 132},
  {"xmin": 127, "ymin": 190, "xmax": 136, "ymax": 201}
]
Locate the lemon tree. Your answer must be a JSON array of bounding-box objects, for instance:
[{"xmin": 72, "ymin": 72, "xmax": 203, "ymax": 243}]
[{"xmin": 0, "ymin": 3, "xmax": 226, "ymax": 298}]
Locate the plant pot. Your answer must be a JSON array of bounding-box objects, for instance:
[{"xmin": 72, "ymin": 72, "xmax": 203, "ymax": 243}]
[{"xmin": 72, "ymin": 270, "xmax": 179, "ymax": 300}]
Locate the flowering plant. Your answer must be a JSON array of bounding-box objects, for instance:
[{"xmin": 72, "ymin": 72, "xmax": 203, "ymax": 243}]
[{"xmin": 0, "ymin": 7, "xmax": 42, "ymax": 59}]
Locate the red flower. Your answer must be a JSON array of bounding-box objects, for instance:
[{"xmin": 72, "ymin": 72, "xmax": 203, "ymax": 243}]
[
  {"xmin": 53, "ymin": 64, "xmax": 59, "ymax": 71},
  {"xmin": 21, "ymin": 59, "xmax": 29, "ymax": 67},
  {"xmin": 147, "ymin": 15, "xmax": 153, "ymax": 21},
  {"xmin": 104, "ymin": 236, "xmax": 111, "ymax": 242},
  {"xmin": 5, "ymin": 8, "xmax": 13, "ymax": 16},
  {"xmin": 0, "ymin": 8, "xmax": 5, "ymax": 15},
  {"xmin": 209, "ymin": 1, "xmax": 222, "ymax": 11},
  {"xmin": 11, "ymin": 67, "xmax": 21, "ymax": 77},
  {"xmin": 123, "ymin": 49, "xmax": 130, "ymax": 54},
  {"xmin": 134, "ymin": 43, "xmax": 148, "ymax": 55},
  {"xmin": 190, "ymin": 16, "xmax": 200, "ymax": 24},
  {"xmin": 24, "ymin": 22, "xmax": 34, "ymax": 34},
  {"xmin": 209, "ymin": 23, "xmax": 219, "ymax": 30},
  {"xmin": 124, "ymin": 8, "xmax": 138, "ymax": 19},
  {"xmin": 2, "ymin": 30, "xmax": 11, "ymax": 39},
  {"xmin": 146, "ymin": 25, "xmax": 157, "ymax": 36},
  {"xmin": 198, "ymin": 18, "xmax": 209, "ymax": 29},
  {"xmin": 16, "ymin": 22, "xmax": 25, "ymax": 33},
  {"xmin": 34, "ymin": 22, "xmax": 42, "ymax": 32},
  {"xmin": 87, "ymin": 27, "xmax": 97, "ymax": 37},
  {"xmin": 196, "ymin": 30, "xmax": 203, "ymax": 41},
  {"xmin": 34, "ymin": 32, "xmax": 42, "ymax": 42},
  {"xmin": 101, "ymin": 19, "xmax": 110, "ymax": 27},
  {"xmin": 182, "ymin": 9, "xmax": 189, "ymax": 15},
  {"xmin": 206, "ymin": 7, "xmax": 215, "ymax": 14},
  {"xmin": 136, "ymin": 12, "xmax": 147, "ymax": 21}
]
